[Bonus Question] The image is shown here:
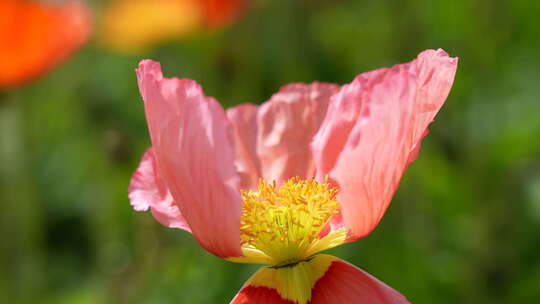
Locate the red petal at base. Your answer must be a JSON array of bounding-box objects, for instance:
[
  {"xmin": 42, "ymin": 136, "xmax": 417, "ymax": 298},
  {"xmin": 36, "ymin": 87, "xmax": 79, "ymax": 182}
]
[
  {"xmin": 231, "ymin": 286, "xmax": 295, "ymax": 304},
  {"xmin": 310, "ymin": 257, "xmax": 410, "ymax": 304},
  {"xmin": 230, "ymin": 254, "xmax": 409, "ymax": 304}
]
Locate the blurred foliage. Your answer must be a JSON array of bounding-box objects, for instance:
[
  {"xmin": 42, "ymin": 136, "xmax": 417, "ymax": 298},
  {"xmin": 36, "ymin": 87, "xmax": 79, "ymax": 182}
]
[{"xmin": 1, "ymin": 0, "xmax": 540, "ymax": 303}]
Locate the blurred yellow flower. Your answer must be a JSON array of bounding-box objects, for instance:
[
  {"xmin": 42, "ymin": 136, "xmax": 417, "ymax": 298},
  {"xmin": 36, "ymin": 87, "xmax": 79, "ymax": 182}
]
[{"xmin": 100, "ymin": 0, "xmax": 248, "ymax": 53}]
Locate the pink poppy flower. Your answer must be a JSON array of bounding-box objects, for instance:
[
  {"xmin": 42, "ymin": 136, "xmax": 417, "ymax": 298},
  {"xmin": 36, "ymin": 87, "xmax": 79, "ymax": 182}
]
[{"xmin": 129, "ymin": 49, "xmax": 457, "ymax": 303}]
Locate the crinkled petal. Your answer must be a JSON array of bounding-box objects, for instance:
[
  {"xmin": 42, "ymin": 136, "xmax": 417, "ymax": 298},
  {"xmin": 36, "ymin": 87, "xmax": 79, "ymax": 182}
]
[
  {"xmin": 256, "ymin": 83, "xmax": 339, "ymax": 183},
  {"xmin": 128, "ymin": 148, "xmax": 191, "ymax": 232},
  {"xmin": 312, "ymin": 49, "xmax": 458, "ymax": 240},
  {"xmin": 227, "ymin": 103, "xmax": 261, "ymax": 190},
  {"xmin": 230, "ymin": 254, "xmax": 409, "ymax": 304},
  {"xmin": 136, "ymin": 60, "xmax": 242, "ymax": 258}
]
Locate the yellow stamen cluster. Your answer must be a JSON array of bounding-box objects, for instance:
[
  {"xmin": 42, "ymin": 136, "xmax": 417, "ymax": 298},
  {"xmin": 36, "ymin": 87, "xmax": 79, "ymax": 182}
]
[{"xmin": 240, "ymin": 177, "xmax": 340, "ymax": 266}]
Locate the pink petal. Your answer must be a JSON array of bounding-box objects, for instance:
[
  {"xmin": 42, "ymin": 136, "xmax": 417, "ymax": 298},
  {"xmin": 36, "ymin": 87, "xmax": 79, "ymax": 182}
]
[
  {"xmin": 128, "ymin": 148, "xmax": 191, "ymax": 232},
  {"xmin": 136, "ymin": 60, "xmax": 242, "ymax": 258},
  {"xmin": 312, "ymin": 49, "xmax": 458, "ymax": 240},
  {"xmin": 310, "ymin": 258, "xmax": 410, "ymax": 304},
  {"xmin": 227, "ymin": 103, "xmax": 261, "ymax": 190},
  {"xmin": 256, "ymin": 83, "xmax": 339, "ymax": 182}
]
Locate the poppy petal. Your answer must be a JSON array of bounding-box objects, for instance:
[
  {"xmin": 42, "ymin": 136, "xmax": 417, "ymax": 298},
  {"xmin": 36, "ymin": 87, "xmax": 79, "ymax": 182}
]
[
  {"xmin": 310, "ymin": 256, "xmax": 410, "ymax": 304},
  {"xmin": 230, "ymin": 254, "xmax": 334, "ymax": 304},
  {"xmin": 227, "ymin": 103, "xmax": 261, "ymax": 190},
  {"xmin": 312, "ymin": 49, "xmax": 458, "ymax": 240},
  {"xmin": 128, "ymin": 148, "xmax": 191, "ymax": 232},
  {"xmin": 257, "ymin": 83, "xmax": 340, "ymax": 183},
  {"xmin": 230, "ymin": 286, "xmax": 294, "ymax": 304},
  {"xmin": 230, "ymin": 254, "xmax": 408, "ymax": 304},
  {"xmin": 136, "ymin": 60, "xmax": 242, "ymax": 258}
]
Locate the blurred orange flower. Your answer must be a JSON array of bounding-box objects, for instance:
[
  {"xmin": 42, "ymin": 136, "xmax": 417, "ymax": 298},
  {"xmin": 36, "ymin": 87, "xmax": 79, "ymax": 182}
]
[
  {"xmin": 100, "ymin": 0, "xmax": 248, "ymax": 53},
  {"xmin": 0, "ymin": 0, "xmax": 91, "ymax": 88}
]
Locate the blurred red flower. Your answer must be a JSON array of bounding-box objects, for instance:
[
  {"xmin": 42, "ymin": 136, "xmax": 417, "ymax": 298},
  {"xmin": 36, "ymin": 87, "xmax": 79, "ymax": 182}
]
[
  {"xmin": 202, "ymin": 0, "xmax": 248, "ymax": 27},
  {"xmin": 0, "ymin": 0, "xmax": 91, "ymax": 88}
]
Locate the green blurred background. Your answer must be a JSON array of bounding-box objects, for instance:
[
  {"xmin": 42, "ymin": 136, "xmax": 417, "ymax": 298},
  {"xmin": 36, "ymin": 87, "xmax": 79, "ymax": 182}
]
[{"xmin": 1, "ymin": 0, "xmax": 540, "ymax": 303}]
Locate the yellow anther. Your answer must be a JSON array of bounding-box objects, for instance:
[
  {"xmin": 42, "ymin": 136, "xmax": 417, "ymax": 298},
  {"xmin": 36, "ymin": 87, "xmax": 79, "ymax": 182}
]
[{"xmin": 240, "ymin": 177, "xmax": 341, "ymax": 266}]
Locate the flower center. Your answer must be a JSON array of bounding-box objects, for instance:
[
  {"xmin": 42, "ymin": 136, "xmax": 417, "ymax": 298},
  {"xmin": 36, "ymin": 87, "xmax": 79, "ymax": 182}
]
[{"xmin": 239, "ymin": 177, "xmax": 342, "ymax": 266}]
